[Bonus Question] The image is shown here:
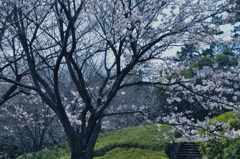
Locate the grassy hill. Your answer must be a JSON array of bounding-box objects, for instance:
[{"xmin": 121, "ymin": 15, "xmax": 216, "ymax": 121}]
[
  {"xmin": 17, "ymin": 124, "xmax": 173, "ymax": 159},
  {"xmin": 17, "ymin": 111, "xmax": 240, "ymax": 159},
  {"xmin": 15, "ymin": 111, "xmax": 240, "ymax": 159}
]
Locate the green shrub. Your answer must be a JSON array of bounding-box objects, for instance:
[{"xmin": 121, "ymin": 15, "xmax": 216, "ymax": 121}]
[
  {"xmin": 223, "ymin": 138, "xmax": 240, "ymax": 159},
  {"xmin": 173, "ymin": 131, "xmax": 182, "ymax": 138},
  {"xmin": 199, "ymin": 111, "xmax": 240, "ymax": 159},
  {"xmin": 200, "ymin": 138, "xmax": 229, "ymax": 159}
]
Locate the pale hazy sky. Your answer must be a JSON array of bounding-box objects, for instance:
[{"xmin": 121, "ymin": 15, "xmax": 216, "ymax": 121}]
[{"xmin": 163, "ymin": 23, "xmax": 235, "ymax": 57}]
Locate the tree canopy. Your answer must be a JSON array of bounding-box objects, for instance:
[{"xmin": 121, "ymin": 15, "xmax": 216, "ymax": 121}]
[{"xmin": 0, "ymin": 0, "xmax": 239, "ymax": 159}]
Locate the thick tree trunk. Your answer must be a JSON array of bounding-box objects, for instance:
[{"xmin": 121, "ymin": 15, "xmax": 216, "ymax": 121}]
[
  {"xmin": 54, "ymin": 108, "xmax": 83, "ymax": 159},
  {"xmin": 85, "ymin": 119, "xmax": 102, "ymax": 159},
  {"xmin": 70, "ymin": 139, "xmax": 82, "ymax": 159},
  {"xmin": 70, "ymin": 119, "xmax": 101, "ymax": 159},
  {"xmin": 69, "ymin": 132, "xmax": 101, "ymax": 159},
  {"xmin": 57, "ymin": 111, "xmax": 101, "ymax": 159}
]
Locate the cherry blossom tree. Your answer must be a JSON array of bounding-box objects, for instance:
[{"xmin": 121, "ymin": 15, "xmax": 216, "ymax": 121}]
[
  {"xmin": 0, "ymin": 0, "xmax": 237, "ymax": 158},
  {"xmin": 156, "ymin": 57, "xmax": 240, "ymax": 141},
  {"xmin": 0, "ymin": 91, "xmax": 65, "ymax": 155}
]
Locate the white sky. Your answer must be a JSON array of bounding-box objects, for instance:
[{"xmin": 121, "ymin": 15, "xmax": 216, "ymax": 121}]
[{"xmin": 162, "ymin": 24, "xmax": 235, "ymax": 57}]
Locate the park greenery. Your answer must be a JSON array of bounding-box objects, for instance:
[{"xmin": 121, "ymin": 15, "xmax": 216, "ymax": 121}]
[
  {"xmin": 16, "ymin": 112, "xmax": 240, "ymax": 159},
  {"xmin": 0, "ymin": 0, "xmax": 240, "ymax": 159},
  {"xmin": 17, "ymin": 125, "xmax": 172, "ymax": 159},
  {"xmin": 199, "ymin": 111, "xmax": 240, "ymax": 159}
]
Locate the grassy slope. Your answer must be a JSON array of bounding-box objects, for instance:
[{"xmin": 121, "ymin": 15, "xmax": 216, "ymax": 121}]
[
  {"xmin": 94, "ymin": 148, "xmax": 167, "ymax": 159},
  {"xmin": 17, "ymin": 112, "xmax": 240, "ymax": 159},
  {"xmin": 17, "ymin": 124, "xmax": 172, "ymax": 159}
]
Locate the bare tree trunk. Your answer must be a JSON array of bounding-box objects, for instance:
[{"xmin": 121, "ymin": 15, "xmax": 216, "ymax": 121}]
[
  {"xmin": 54, "ymin": 107, "xmax": 101, "ymax": 159},
  {"xmin": 85, "ymin": 119, "xmax": 102, "ymax": 159},
  {"xmin": 70, "ymin": 139, "xmax": 82, "ymax": 159},
  {"xmin": 68, "ymin": 124, "xmax": 101, "ymax": 159},
  {"xmin": 72, "ymin": 118, "xmax": 101, "ymax": 159}
]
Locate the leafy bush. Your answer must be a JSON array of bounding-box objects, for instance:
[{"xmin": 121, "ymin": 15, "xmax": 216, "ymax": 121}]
[
  {"xmin": 200, "ymin": 138, "xmax": 229, "ymax": 159},
  {"xmin": 199, "ymin": 111, "xmax": 240, "ymax": 159},
  {"xmin": 173, "ymin": 131, "xmax": 182, "ymax": 138},
  {"xmin": 223, "ymin": 138, "xmax": 240, "ymax": 159}
]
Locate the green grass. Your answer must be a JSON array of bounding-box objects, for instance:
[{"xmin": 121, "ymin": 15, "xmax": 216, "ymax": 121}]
[
  {"xmin": 94, "ymin": 147, "xmax": 168, "ymax": 159},
  {"xmin": 17, "ymin": 142, "xmax": 70, "ymax": 159},
  {"xmin": 94, "ymin": 124, "xmax": 172, "ymax": 156},
  {"xmin": 17, "ymin": 124, "xmax": 173, "ymax": 159},
  {"xmin": 211, "ymin": 111, "xmax": 240, "ymax": 123}
]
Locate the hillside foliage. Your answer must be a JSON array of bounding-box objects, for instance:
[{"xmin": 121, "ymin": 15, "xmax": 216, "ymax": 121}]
[{"xmin": 17, "ymin": 125, "xmax": 172, "ymax": 159}]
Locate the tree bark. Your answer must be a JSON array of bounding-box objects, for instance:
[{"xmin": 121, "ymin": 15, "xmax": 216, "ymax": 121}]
[
  {"xmin": 55, "ymin": 108, "xmax": 101, "ymax": 159},
  {"xmin": 68, "ymin": 125, "xmax": 101, "ymax": 159},
  {"xmin": 70, "ymin": 118, "xmax": 101, "ymax": 159},
  {"xmin": 85, "ymin": 118, "xmax": 102, "ymax": 159}
]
